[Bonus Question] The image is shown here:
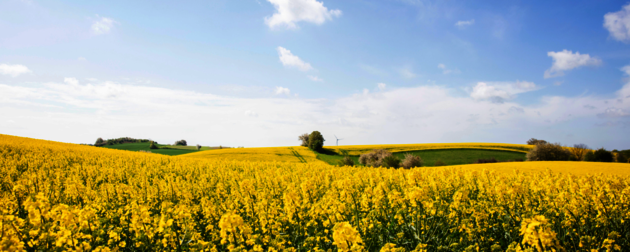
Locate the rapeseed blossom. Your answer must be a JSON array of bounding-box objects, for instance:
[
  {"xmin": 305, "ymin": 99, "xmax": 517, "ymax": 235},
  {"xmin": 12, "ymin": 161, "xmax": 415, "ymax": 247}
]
[{"xmin": 0, "ymin": 134, "xmax": 629, "ymax": 251}]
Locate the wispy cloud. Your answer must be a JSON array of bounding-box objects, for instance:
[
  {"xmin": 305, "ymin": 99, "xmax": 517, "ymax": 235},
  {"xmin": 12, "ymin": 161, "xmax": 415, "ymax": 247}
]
[
  {"xmin": 455, "ymin": 19, "xmax": 475, "ymax": 29},
  {"xmin": 438, "ymin": 63, "xmax": 460, "ymax": 75},
  {"xmin": 398, "ymin": 65, "xmax": 416, "ymax": 79},
  {"xmin": 277, "ymin": 47, "xmax": 313, "ymax": 71},
  {"xmin": 308, "ymin": 75, "xmax": 323, "ymax": 82},
  {"xmin": 91, "ymin": 16, "xmax": 117, "ymax": 35}
]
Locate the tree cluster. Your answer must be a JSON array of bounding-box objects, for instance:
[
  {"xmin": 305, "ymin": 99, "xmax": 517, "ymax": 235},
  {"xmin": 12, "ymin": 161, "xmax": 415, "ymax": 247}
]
[
  {"xmin": 358, "ymin": 149, "xmax": 423, "ymax": 169},
  {"xmin": 94, "ymin": 137, "xmax": 153, "ymax": 146},
  {"xmin": 174, "ymin": 140, "xmax": 187, "ymax": 146}
]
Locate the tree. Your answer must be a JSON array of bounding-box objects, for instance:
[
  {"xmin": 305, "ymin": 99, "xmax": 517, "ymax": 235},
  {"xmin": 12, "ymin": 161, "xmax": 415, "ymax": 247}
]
[
  {"xmin": 571, "ymin": 143, "xmax": 590, "ymax": 161},
  {"xmin": 591, "ymin": 148, "xmax": 613, "ymax": 162},
  {"xmin": 175, "ymin": 140, "xmax": 187, "ymax": 146},
  {"xmin": 196, "ymin": 144, "xmax": 201, "ymax": 150},
  {"xmin": 308, "ymin": 131, "xmax": 325, "ymax": 152},
  {"xmin": 527, "ymin": 138, "xmax": 548, "ymax": 145},
  {"xmin": 149, "ymin": 141, "xmax": 158, "ymax": 149},
  {"xmin": 382, "ymin": 155, "xmax": 401, "ymax": 169},
  {"xmin": 298, "ymin": 133, "xmax": 310, "ymax": 147},
  {"xmin": 95, "ymin": 137, "xmax": 105, "ymax": 146},
  {"xmin": 615, "ymin": 151, "xmax": 628, "ymax": 163},
  {"xmin": 526, "ymin": 142, "xmax": 572, "ymax": 161}
]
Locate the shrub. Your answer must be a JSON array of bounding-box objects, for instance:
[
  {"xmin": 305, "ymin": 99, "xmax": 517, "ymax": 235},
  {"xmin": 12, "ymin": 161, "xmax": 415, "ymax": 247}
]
[
  {"xmin": 308, "ymin": 131, "xmax": 325, "ymax": 152},
  {"xmin": 401, "ymin": 153, "xmax": 423, "ymax": 169},
  {"xmin": 434, "ymin": 159, "xmax": 446, "ymax": 166},
  {"xmin": 149, "ymin": 141, "xmax": 158, "ymax": 149},
  {"xmin": 298, "ymin": 133, "xmax": 310, "ymax": 147},
  {"xmin": 175, "ymin": 140, "xmax": 187, "ymax": 146},
  {"xmin": 591, "ymin": 148, "xmax": 614, "ymax": 162},
  {"xmin": 526, "ymin": 142, "xmax": 572, "ymax": 161},
  {"xmin": 196, "ymin": 144, "xmax": 201, "ymax": 151},
  {"xmin": 359, "ymin": 149, "xmax": 393, "ymax": 167},
  {"xmin": 527, "ymin": 138, "xmax": 548, "ymax": 145},
  {"xmin": 337, "ymin": 156, "xmax": 355, "ymax": 167},
  {"xmin": 571, "ymin": 143, "xmax": 590, "ymax": 161},
  {"xmin": 381, "ymin": 155, "xmax": 401, "ymax": 169},
  {"xmin": 474, "ymin": 158, "xmax": 497, "ymax": 164}
]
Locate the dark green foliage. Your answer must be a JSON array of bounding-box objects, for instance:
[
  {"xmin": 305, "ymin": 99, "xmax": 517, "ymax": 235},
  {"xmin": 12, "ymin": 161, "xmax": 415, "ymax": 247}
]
[
  {"xmin": 308, "ymin": 131, "xmax": 325, "ymax": 152},
  {"xmin": 337, "ymin": 156, "xmax": 355, "ymax": 167},
  {"xmin": 474, "ymin": 157, "xmax": 497, "ymax": 164},
  {"xmin": 382, "ymin": 155, "xmax": 401, "ymax": 169},
  {"xmin": 175, "ymin": 140, "xmax": 187, "ymax": 146},
  {"xmin": 526, "ymin": 142, "xmax": 572, "ymax": 161},
  {"xmin": 616, "ymin": 152, "xmax": 628, "ymax": 163},
  {"xmin": 527, "ymin": 138, "xmax": 548, "ymax": 145},
  {"xmin": 584, "ymin": 151, "xmax": 596, "ymax": 162},
  {"xmin": 591, "ymin": 148, "xmax": 614, "ymax": 162},
  {"xmin": 149, "ymin": 141, "xmax": 158, "ymax": 149},
  {"xmin": 434, "ymin": 159, "xmax": 446, "ymax": 166}
]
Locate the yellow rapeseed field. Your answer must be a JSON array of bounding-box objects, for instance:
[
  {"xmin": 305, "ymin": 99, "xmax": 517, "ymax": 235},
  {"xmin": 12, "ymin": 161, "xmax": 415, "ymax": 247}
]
[
  {"xmin": 1, "ymin": 134, "xmax": 629, "ymax": 251},
  {"xmin": 181, "ymin": 146, "xmax": 324, "ymax": 164},
  {"xmin": 328, "ymin": 143, "xmax": 533, "ymax": 155},
  {"xmin": 460, "ymin": 161, "xmax": 630, "ymax": 176}
]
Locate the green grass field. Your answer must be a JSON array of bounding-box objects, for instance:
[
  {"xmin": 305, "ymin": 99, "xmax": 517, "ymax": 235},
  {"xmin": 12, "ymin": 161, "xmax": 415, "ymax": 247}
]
[
  {"xmin": 315, "ymin": 148, "xmax": 527, "ymax": 167},
  {"xmin": 99, "ymin": 142, "xmax": 202, "ymax": 156}
]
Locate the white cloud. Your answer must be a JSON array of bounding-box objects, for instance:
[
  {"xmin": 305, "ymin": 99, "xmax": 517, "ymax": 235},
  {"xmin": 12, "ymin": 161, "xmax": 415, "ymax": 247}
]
[
  {"xmin": 455, "ymin": 19, "xmax": 474, "ymax": 29},
  {"xmin": 377, "ymin": 83, "xmax": 387, "ymax": 91},
  {"xmin": 0, "ymin": 64, "xmax": 31, "ymax": 77},
  {"xmin": 277, "ymin": 47, "xmax": 313, "ymax": 71},
  {"xmin": 604, "ymin": 3, "xmax": 630, "ymax": 43},
  {"xmin": 437, "ymin": 63, "xmax": 460, "ymax": 75},
  {"xmin": 308, "ymin": 75, "xmax": 323, "ymax": 82},
  {"xmin": 470, "ymin": 81, "xmax": 539, "ymax": 103},
  {"xmin": 78, "ymin": 57, "xmax": 87, "ymax": 61},
  {"xmin": 398, "ymin": 66, "xmax": 416, "ymax": 79},
  {"xmin": 1, "ymin": 75, "xmax": 630, "ymax": 149},
  {"xmin": 275, "ymin": 86, "xmax": 291, "ymax": 96},
  {"xmin": 91, "ymin": 17, "xmax": 116, "ymax": 35},
  {"xmin": 544, "ymin": 50, "xmax": 602, "ymax": 78},
  {"xmin": 265, "ymin": 0, "xmax": 342, "ymax": 29}
]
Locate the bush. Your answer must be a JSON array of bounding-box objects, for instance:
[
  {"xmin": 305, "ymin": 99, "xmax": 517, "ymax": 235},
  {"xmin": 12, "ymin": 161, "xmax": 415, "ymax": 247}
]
[
  {"xmin": 527, "ymin": 138, "xmax": 548, "ymax": 145},
  {"xmin": 381, "ymin": 155, "xmax": 401, "ymax": 169},
  {"xmin": 196, "ymin": 144, "xmax": 201, "ymax": 151},
  {"xmin": 434, "ymin": 159, "xmax": 446, "ymax": 166},
  {"xmin": 149, "ymin": 141, "xmax": 158, "ymax": 149},
  {"xmin": 175, "ymin": 140, "xmax": 187, "ymax": 146},
  {"xmin": 337, "ymin": 156, "xmax": 355, "ymax": 167},
  {"xmin": 590, "ymin": 148, "xmax": 614, "ymax": 162},
  {"xmin": 359, "ymin": 149, "xmax": 393, "ymax": 167},
  {"xmin": 526, "ymin": 142, "xmax": 572, "ymax": 161},
  {"xmin": 401, "ymin": 153, "xmax": 423, "ymax": 169},
  {"xmin": 298, "ymin": 133, "xmax": 309, "ymax": 147},
  {"xmin": 584, "ymin": 151, "xmax": 596, "ymax": 162},
  {"xmin": 474, "ymin": 158, "xmax": 497, "ymax": 164},
  {"xmin": 308, "ymin": 131, "xmax": 325, "ymax": 152}
]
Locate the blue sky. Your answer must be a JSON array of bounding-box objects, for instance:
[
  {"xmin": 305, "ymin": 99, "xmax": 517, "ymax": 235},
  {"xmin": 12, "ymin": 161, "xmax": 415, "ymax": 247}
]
[{"xmin": 1, "ymin": 0, "xmax": 630, "ymax": 149}]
